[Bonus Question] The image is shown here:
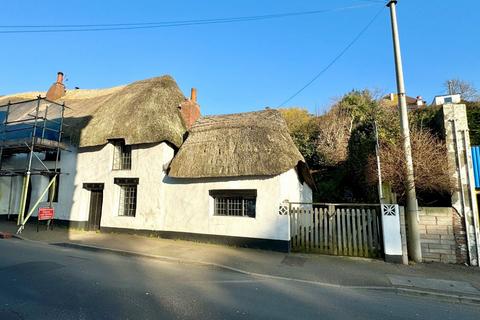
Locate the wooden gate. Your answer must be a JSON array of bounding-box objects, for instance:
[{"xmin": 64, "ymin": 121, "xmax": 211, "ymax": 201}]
[{"xmin": 285, "ymin": 203, "xmax": 383, "ymax": 258}]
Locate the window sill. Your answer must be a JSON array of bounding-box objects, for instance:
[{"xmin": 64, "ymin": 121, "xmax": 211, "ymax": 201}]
[{"xmin": 212, "ymin": 215, "xmax": 256, "ymax": 219}]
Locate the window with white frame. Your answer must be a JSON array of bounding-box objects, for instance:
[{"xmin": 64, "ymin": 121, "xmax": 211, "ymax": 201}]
[
  {"xmin": 112, "ymin": 140, "xmax": 132, "ymax": 170},
  {"xmin": 115, "ymin": 178, "xmax": 138, "ymax": 217},
  {"xmin": 209, "ymin": 190, "xmax": 256, "ymax": 218}
]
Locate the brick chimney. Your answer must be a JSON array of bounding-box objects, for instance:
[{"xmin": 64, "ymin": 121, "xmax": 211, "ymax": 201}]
[
  {"xmin": 190, "ymin": 87, "xmax": 197, "ymax": 103},
  {"xmin": 178, "ymin": 87, "xmax": 200, "ymax": 129},
  {"xmin": 46, "ymin": 71, "xmax": 66, "ymax": 100}
]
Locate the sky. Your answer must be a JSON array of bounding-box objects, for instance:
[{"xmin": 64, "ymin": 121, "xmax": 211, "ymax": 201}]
[{"xmin": 1, "ymin": 0, "xmax": 478, "ymax": 115}]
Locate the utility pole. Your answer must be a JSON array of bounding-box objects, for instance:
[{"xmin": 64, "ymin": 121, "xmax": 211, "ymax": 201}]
[{"xmin": 387, "ymin": 0, "xmax": 422, "ymax": 262}]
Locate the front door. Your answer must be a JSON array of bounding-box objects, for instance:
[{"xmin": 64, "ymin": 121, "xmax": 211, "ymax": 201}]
[{"xmin": 88, "ymin": 190, "xmax": 103, "ymax": 231}]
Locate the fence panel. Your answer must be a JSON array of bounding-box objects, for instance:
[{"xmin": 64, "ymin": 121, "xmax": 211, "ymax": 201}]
[{"xmin": 285, "ymin": 203, "xmax": 384, "ymax": 258}]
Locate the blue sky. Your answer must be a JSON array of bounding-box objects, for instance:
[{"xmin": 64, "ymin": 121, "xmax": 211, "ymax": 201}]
[{"xmin": 1, "ymin": 0, "xmax": 478, "ymax": 115}]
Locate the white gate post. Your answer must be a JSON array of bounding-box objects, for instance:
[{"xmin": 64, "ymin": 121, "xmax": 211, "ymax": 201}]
[{"xmin": 381, "ymin": 204, "xmax": 405, "ymax": 264}]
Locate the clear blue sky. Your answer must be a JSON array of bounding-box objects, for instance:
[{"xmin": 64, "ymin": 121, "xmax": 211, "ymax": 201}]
[{"xmin": 1, "ymin": 0, "xmax": 478, "ymax": 115}]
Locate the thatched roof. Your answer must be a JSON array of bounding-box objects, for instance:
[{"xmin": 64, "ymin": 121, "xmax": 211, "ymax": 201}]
[
  {"xmin": 78, "ymin": 76, "xmax": 186, "ymax": 147},
  {"xmin": 168, "ymin": 109, "xmax": 313, "ymax": 185},
  {"xmin": 0, "ymin": 76, "xmax": 187, "ymax": 147}
]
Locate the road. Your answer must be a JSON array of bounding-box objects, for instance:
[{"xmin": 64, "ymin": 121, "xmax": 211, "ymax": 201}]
[{"xmin": 0, "ymin": 239, "xmax": 479, "ymax": 320}]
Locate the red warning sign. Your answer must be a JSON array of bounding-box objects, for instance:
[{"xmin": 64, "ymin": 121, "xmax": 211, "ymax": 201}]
[{"xmin": 38, "ymin": 207, "xmax": 54, "ymax": 221}]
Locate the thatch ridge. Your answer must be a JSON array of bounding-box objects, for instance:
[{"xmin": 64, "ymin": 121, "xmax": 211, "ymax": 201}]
[{"xmin": 168, "ymin": 109, "xmax": 309, "ymax": 181}]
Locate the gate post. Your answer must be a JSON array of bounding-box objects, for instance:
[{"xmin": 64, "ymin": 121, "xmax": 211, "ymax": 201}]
[
  {"xmin": 381, "ymin": 204, "xmax": 405, "ymax": 264},
  {"xmin": 442, "ymin": 104, "xmax": 479, "ymax": 266}
]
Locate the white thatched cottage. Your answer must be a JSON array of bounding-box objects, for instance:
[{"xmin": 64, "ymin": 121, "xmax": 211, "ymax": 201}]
[{"xmin": 0, "ymin": 74, "xmax": 313, "ymax": 251}]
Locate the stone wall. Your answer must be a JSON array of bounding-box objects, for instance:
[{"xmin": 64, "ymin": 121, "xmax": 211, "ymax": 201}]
[{"xmin": 418, "ymin": 207, "xmax": 468, "ymax": 264}]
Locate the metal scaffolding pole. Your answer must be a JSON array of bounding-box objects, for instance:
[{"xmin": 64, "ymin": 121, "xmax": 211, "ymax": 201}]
[{"xmin": 18, "ymin": 96, "xmax": 41, "ymax": 226}]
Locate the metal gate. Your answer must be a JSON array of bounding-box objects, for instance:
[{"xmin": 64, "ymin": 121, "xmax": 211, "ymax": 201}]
[{"xmin": 281, "ymin": 203, "xmax": 383, "ymax": 258}]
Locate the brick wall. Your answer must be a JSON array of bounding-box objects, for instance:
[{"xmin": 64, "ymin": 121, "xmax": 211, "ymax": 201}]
[{"xmin": 418, "ymin": 207, "xmax": 468, "ymax": 264}]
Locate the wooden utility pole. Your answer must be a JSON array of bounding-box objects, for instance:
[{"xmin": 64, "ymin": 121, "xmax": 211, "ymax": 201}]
[{"xmin": 387, "ymin": 0, "xmax": 422, "ymax": 262}]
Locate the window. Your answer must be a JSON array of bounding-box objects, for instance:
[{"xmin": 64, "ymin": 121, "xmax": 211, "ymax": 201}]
[
  {"xmin": 112, "ymin": 140, "xmax": 132, "ymax": 170},
  {"xmin": 444, "ymin": 97, "xmax": 453, "ymax": 104},
  {"xmin": 44, "ymin": 151, "xmax": 60, "ymax": 161},
  {"xmin": 210, "ymin": 190, "xmax": 256, "ymax": 218},
  {"xmin": 48, "ymin": 169, "xmax": 60, "ymax": 203},
  {"xmin": 115, "ymin": 178, "xmax": 138, "ymax": 217}
]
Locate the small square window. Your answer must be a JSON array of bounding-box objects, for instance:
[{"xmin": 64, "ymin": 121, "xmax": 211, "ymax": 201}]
[
  {"xmin": 112, "ymin": 140, "xmax": 131, "ymax": 170},
  {"xmin": 210, "ymin": 190, "xmax": 256, "ymax": 218}
]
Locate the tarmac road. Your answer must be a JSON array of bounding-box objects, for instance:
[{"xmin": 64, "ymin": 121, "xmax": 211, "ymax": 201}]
[{"xmin": 0, "ymin": 238, "xmax": 479, "ymax": 320}]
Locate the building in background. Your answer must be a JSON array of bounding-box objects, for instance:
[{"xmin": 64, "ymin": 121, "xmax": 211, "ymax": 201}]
[
  {"xmin": 432, "ymin": 94, "xmax": 462, "ymax": 106},
  {"xmin": 382, "ymin": 93, "xmax": 426, "ymax": 110}
]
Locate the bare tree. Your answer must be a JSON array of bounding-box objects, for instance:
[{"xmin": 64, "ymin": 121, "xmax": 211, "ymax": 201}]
[
  {"xmin": 444, "ymin": 78, "xmax": 479, "ymax": 101},
  {"xmin": 316, "ymin": 107, "xmax": 351, "ymax": 167},
  {"xmin": 367, "ymin": 127, "xmax": 453, "ymax": 197}
]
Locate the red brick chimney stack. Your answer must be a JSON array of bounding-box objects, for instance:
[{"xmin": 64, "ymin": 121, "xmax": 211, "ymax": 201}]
[
  {"xmin": 179, "ymin": 87, "xmax": 201, "ymax": 129},
  {"xmin": 191, "ymin": 87, "xmax": 197, "ymax": 103},
  {"xmin": 46, "ymin": 71, "xmax": 66, "ymax": 101}
]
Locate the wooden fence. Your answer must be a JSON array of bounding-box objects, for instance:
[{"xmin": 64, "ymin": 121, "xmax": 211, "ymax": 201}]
[{"xmin": 287, "ymin": 204, "xmax": 383, "ymax": 258}]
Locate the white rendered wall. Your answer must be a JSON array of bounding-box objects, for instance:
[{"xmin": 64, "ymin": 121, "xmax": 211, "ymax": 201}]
[
  {"xmin": 162, "ymin": 168, "xmax": 312, "ymax": 241},
  {"xmin": 72, "ymin": 142, "xmax": 173, "ymax": 229},
  {"xmin": 0, "ymin": 176, "xmax": 12, "ymax": 215},
  {"xmin": 0, "ymin": 141, "xmax": 313, "ymax": 242}
]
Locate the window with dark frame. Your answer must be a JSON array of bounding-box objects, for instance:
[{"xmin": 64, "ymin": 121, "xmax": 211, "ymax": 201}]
[
  {"xmin": 115, "ymin": 178, "xmax": 138, "ymax": 217},
  {"xmin": 112, "ymin": 140, "xmax": 132, "ymax": 170},
  {"xmin": 209, "ymin": 190, "xmax": 256, "ymax": 218}
]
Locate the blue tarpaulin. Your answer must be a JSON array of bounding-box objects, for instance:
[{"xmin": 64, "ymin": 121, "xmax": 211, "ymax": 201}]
[
  {"xmin": 471, "ymin": 146, "xmax": 480, "ymax": 189},
  {"xmin": 0, "ymin": 111, "xmax": 61, "ymax": 142}
]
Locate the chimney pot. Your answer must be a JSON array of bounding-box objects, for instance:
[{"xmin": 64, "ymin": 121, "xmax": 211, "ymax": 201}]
[
  {"xmin": 56, "ymin": 72, "xmax": 64, "ymax": 84},
  {"xmin": 190, "ymin": 87, "xmax": 197, "ymax": 103}
]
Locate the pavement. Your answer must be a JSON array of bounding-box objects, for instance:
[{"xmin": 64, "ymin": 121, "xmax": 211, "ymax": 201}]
[{"xmin": 2, "ymin": 220, "xmax": 480, "ymax": 304}]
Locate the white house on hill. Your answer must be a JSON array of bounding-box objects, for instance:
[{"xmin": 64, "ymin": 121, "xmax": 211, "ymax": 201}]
[{"xmin": 0, "ymin": 74, "xmax": 313, "ymax": 251}]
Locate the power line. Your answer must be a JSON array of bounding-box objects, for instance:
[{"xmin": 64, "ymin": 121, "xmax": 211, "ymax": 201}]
[
  {"xmin": 278, "ymin": 7, "xmax": 384, "ymax": 107},
  {"xmin": 0, "ymin": 3, "xmax": 380, "ymax": 33}
]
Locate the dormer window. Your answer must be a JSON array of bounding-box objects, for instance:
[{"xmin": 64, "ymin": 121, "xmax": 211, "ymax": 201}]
[{"xmin": 112, "ymin": 140, "xmax": 131, "ymax": 170}]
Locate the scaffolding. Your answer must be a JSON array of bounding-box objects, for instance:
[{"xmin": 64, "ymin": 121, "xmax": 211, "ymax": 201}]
[{"xmin": 0, "ymin": 96, "xmax": 67, "ymax": 233}]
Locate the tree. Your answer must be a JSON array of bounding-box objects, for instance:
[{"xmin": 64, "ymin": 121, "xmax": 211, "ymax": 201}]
[
  {"xmin": 316, "ymin": 90, "xmax": 382, "ymax": 167},
  {"xmin": 279, "ymin": 108, "xmax": 319, "ymax": 168},
  {"xmin": 367, "ymin": 126, "xmax": 453, "ymax": 202},
  {"xmin": 466, "ymin": 101, "xmax": 480, "ymax": 146},
  {"xmin": 316, "ymin": 107, "xmax": 351, "ymax": 167},
  {"xmin": 443, "ymin": 78, "xmax": 479, "ymax": 101}
]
